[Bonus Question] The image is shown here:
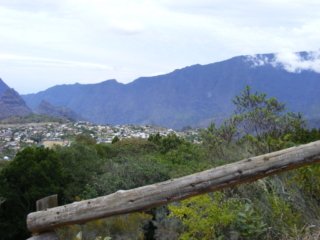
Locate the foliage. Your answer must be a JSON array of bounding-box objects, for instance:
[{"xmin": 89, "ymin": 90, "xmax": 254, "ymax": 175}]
[
  {"xmin": 93, "ymin": 143, "xmax": 107, "ymax": 158},
  {"xmin": 235, "ymin": 175, "xmax": 317, "ymax": 239},
  {"xmin": 232, "ymin": 85, "xmax": 305, "ymax": 155},
  {"xmin": 54, "ymin": 143, "xmax": 104, "ymax": 202},
  {"xmin": 160, "ymin": 134, "xmax": 187, "ymax": 154},
  {"xmin": 85, "ymin": 155, "xmax": 170, "ymax": 198},
  {"xmin": 75, "ymin": 134, "xmax": 97, "ymax": 146},
  {"xmin": 0, "ymin": 159, "xmax": 10, "ymax": 170},
  {"xmin": 200, "ymin": 116, "xmax": 243, "ymax": 161},
  {"xmin": 295, "ymin": 162, "xmax": 320, "ymax": 204},
  {"xmin": 59, "ymin": 212, "xmax": 152, "ymax": 240},
  {"xmin": 290, "ymin": 127, "xmax": 320, "ymax": 144},
  {"xmin": 158, "ymin": 143, "xmax": 208, "ymax": 178},
  {"xmin": 148, "ymin": 132, "xmax": 162, "ymax": 145},
  {"xmin": 169, "ymin": 192, "xmax": 242, "ymax": 240},
  {"xmin": 113, "ymin": 138, "xmax": 158, "ymax": 155},
  {"xmin": 233, "ymin": 203, "xmax": 268, "ymax": 239},
  {"xmin": 0, "ymin": 147, "xmax": 66, "ymax": 239},
  {"xmin": 153, "ymin": 206, "xmax": 183, "ymax": 240},
  {"xmin": 111, "ymin": 135, "xmax": 120, "ymax": 144},
  {"xmin": 201, "ymin": 85, "xmax": 306, "ymax": 160},
  {"xmin": 92, "ymin": 143, "xmax": 118, "ymax": 159}
]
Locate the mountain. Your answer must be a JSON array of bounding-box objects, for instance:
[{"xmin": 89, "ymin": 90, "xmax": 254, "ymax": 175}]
[
  {"xmin": 0, "ymin": 84, "xmax": 86, "ymax": 122},
  {"xmin": 21, "ymin": 52, "xmax": 320, "ymax": 129},
  {"xmin": 0, "ymin": 88, "xmax": 33, "ymax": 118},
  {"xmin": 34, "ymin": 100, "xmax": 87, "ymax": 121},
  {"xmin": 0, "ymin": 78, "xmax": 10, "ymax": 97}
]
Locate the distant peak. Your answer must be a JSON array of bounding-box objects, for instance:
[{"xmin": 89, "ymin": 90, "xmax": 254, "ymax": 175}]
[
  {"xmin": 101, "ymin": 79, "xmax": 118, "ymax": 83},
  {"xmin": 39, "ymin": 99, "xmax": 53, "ymax": 106},
  {"xmin": 3, "ymin": 88, "xmax": 19, "ymax": 96},
  {"xmin": 72, "ymin": 79, "xmax": 119, "ymax": 86}
]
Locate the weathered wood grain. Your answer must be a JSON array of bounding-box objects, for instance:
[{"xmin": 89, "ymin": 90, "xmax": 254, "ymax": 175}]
[
  {"xmin": 27, "ymin": 141, "xmax": 320, "ymax": 234},
  {"xmin": 37, "ymin": 195, "xmax": 58, "ymax": 212}
]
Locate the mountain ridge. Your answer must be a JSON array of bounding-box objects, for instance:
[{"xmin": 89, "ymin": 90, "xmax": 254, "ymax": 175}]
[{"xmin": 21, "ymin": 51, "xmax": 320, "ymax": 129}]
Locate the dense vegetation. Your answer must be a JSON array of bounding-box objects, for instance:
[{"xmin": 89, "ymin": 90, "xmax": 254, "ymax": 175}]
[{"xmin": 1, "ymin": 86, "xmax": 320, "ymax": 240}]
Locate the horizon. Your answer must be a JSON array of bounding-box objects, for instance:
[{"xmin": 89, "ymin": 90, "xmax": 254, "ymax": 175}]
[{"xmin": 5, "ymin": 49, "xmax": 320, "ymax": 95}]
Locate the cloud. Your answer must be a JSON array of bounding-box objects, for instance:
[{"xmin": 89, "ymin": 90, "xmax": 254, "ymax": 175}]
[
  {"xmin": 110, "ymin": 20, "xmax": 144, "ymax": 35},
  {"xmin": 0, "ymin": 54, "xmax": 114, "ymax": 70},
  {"xmin": 0, "ymin": 0, "xmax": 67, "ymax": 16},
  {"xmin": 245, "ymin": 50, "xmax": 320, "ymax": 74},
  {"xmin": 245, "ymin": 54, "xmax": 270, "ymax": 67},
  {"xmin": 271, "ymin": 50, "xmax": 320, "ymax": 73}
]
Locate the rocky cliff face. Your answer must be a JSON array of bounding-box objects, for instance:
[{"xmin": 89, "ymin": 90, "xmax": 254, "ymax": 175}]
[
  {"xmin": 0, "ymin": 88, "xmax": 33, "ymax": 118},
  {"xmin": 34, "ymin": 100, "xmax": 87, "ymax": 121}
]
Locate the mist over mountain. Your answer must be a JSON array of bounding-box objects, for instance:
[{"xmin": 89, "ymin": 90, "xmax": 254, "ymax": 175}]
[{"xmin": 21, "ymin": 52, "xmax": 320, "ymax": 129}]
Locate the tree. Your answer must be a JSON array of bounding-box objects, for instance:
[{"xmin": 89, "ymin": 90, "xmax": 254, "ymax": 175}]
[
  {"xmin": 233, "ymin": 86, "xmax": 305, "ymax": 154},
  {"xmin": 75, "ymin": 134, "xmax": 97, "ymax": 146},
  {"xmin": 232, "ymin": 85, "xmax": 305, "ymax": 137},
  {"xmin": 0, "ymin": 159, "xmax": 10, "ymax": 170},
  {"xmin": 201, "ymin": 116, "xmax": 243, "ymax": 161},
  {"xmin": 86, "ymin": 155, "xmax": 170, "ymax": 198},
  {"xmin": 0, "ymin": 147, "xmax": 66, "ymax": 239},
  {"xmin": 93, "ymin": 143, "xmax": 107, "ymax": 158},
  {"xmin": 112, "ymin": 135, "xmax": 120, "ymax": 144},
  {"xmin": 148, "ymin": 132, "xmax": 162, "ymax": 145},
  {"xmin": 113, "ymin": 138, "xmax": 158, "ymax": 156},
  {"xmin": 54, "ymin": 143, "xmax": 104, "ymax": 202},
  {"xmin": 202, "ymin": 85, "xmax": 306, "ymax": 157},
  {"xmin": 160, "ymin": 134, "xmax": 186, "ymax": 154}
]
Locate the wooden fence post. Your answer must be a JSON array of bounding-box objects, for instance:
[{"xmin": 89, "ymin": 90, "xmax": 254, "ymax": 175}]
[{"xmin": 27, "ymin": 195, "xmax": 60, "ymax": 240}]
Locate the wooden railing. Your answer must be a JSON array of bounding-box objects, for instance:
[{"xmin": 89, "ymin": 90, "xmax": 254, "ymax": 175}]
[{"xmin": 27, "ymin": 141, "xmax": 320, "ymax": 240}]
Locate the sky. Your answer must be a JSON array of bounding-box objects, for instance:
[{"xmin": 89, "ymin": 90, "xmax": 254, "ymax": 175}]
[{"xmin": 0, "ymin": 0, "xmax": 319, "ymax": 94}]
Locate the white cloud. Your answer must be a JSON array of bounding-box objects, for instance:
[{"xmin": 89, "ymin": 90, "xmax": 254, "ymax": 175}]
[
  {"xmin": 245, "ymin": 55, "xmax": 270, "ymax": 67},
  {"xmin": 0, "ymin": 54, "xmax": 114, "ymax": 70},
  {"xmin": 272, "ymin": 50, "xmax": 320, "ymax": 73},
  {"xmin": 0, "ymin": 0, "xmax": 65, "ymax": 13},
  {"xmin": 245, "ymin": 50, "xmax": 320, "ymax": 74},
  {"xmin": 110, "ymin": 20, "xmax": 144, "ymax": 35}
]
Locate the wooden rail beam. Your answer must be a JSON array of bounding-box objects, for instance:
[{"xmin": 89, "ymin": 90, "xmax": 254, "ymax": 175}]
[{"xmin": 27, "ymin": 141, "xmax": 320, "ymax": 234}]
